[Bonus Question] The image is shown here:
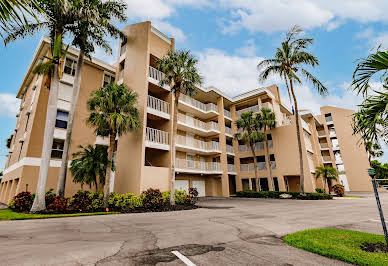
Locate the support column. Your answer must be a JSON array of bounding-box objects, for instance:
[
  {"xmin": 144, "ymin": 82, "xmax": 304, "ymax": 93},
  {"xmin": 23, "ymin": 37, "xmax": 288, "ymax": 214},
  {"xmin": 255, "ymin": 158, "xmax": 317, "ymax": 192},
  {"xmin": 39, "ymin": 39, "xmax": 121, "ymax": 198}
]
[
  {"xmin": 231, "ymin": 105, "xmax": 242, "ymax": 191},
  {"xmin": 217, "ymin": 97, "xmax": 230, "ymax": 197}
]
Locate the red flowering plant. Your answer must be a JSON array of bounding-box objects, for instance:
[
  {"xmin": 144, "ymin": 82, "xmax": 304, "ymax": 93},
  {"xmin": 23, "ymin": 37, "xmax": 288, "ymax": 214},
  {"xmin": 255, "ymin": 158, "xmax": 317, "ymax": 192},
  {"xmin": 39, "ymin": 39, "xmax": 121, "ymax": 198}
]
[
  {"xmin": 332, "ymin": 184, "xmax": 345, "ymax": 197},
  {"xmin": 142, "ymin": 188, "xmax": 164, "ymax": 211},
  {"xmin": 47, "ymin": 195, "xmax": 69, "ymax": 213},
  {"xmin": 8, "ymin": 191, "xmax": 33, "ymax": 212}
]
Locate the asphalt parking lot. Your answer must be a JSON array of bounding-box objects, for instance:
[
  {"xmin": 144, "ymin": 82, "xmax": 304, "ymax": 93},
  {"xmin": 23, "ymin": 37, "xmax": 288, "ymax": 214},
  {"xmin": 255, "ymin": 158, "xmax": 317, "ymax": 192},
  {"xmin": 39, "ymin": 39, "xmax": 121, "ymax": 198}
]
[{"xmin": 0, "ymin": 193, "xmax": 387, "ymax": 265}]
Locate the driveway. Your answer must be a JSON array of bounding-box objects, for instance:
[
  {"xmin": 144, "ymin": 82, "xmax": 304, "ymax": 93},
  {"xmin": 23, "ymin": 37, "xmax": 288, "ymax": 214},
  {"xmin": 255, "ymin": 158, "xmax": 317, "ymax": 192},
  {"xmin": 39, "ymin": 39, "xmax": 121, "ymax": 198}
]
[{"xmin": 1, "ymin": 193, "xmax": 387, "ymax": 265}]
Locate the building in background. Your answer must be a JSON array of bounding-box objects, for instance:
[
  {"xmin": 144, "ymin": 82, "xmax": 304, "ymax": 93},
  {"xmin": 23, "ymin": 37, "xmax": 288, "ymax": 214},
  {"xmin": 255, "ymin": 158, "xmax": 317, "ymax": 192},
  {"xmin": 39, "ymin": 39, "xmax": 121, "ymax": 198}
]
[{"xmin": 0, "ymin": 21, "xmax": 371, "ymax": 204}]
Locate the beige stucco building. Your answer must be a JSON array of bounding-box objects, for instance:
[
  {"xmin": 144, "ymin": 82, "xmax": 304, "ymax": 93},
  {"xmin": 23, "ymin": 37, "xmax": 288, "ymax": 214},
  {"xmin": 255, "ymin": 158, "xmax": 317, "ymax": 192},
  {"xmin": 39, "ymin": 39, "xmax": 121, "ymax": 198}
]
[{"xmin": 0, "ymin": 21, "xmax": 372, "ymax": 204}]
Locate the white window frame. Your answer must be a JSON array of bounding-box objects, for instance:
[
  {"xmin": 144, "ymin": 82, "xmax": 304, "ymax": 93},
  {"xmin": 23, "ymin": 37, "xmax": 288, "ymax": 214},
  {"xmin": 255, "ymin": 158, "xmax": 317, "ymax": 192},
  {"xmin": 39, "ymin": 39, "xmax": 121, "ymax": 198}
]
[{"xmin": 102, "ymin": 71, "xmax": 115, "ymax": 87}]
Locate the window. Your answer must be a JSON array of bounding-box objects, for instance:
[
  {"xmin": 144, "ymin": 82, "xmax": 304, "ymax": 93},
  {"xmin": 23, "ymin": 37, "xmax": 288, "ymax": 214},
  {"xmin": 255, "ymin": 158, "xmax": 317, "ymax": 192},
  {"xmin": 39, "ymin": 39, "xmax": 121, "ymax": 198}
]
[
  {"xmin": 325, "ymin": 113, "xmax": 333, "ymax": 122},
  {"xmin": 273, "ymin": 177, "xmax": 279, "ymax": 191},
  {"xmin": 186, "ymin": 154, "xmax": 195, "ymax": 168},
  {"xmin": 259, "ymin": 178, "xmax": 269, "ymax": 191},
  {"xmin": 51, "ymin": 139, "xmax": 64, "ymax": 159},
  {"xmin": 64, "ymin": 58, "xmax": 76, "ymax": 76},
  {"xmin": 251, "ymin": 178, "xmax": 257, "ymax": 191},
  {"xmin": 55, "ymin": 110, "xmax": 69, "ymax": 129},
  {"xmin": 242, "ymin": 179, "xmax": 250, "ymax": 190},
  {"xmin": 103, "ymin": 73, "xmax": 115, "ymax": 87}
]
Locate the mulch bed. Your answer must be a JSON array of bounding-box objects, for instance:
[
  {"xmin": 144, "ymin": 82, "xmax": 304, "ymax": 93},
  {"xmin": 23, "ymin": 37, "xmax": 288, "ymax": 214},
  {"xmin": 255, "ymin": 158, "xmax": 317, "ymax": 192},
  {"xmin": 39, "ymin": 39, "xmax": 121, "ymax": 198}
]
[{"xmin": 360, "ymin": 242, "xmax": 388, "ymax": 253}]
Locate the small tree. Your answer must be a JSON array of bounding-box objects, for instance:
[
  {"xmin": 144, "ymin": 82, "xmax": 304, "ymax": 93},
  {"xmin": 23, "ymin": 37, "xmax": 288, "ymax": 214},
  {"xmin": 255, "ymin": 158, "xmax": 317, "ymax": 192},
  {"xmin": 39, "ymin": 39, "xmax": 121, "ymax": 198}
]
[
  {"xmin": 70, "ymin": 145, "xmax": 110, "ymax": 191},
  {"xmin": 87, "ymin": 83, "xmax": 140, "ymax": 208},
  {"xmin": 315, "ymin": 165, "xmax": 338, "ymax": 193},
  {"xmin": 157, "ymin": 50, "xmax": 203, "ymax": 205},
  {"xmin": 256, "ymin": 107, "xmax": 276, "ymax": 189},
  {"xmin": 234, "ymin": 111, "xmax": 266, "ymax": 189}
]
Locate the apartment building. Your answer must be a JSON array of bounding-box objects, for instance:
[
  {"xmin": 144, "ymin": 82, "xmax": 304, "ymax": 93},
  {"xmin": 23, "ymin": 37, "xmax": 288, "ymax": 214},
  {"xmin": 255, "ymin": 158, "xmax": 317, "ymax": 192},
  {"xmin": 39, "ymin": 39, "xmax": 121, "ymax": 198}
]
[{"xmin": 0, "ymin": 21, "xmax": 371, "ymax": 203}]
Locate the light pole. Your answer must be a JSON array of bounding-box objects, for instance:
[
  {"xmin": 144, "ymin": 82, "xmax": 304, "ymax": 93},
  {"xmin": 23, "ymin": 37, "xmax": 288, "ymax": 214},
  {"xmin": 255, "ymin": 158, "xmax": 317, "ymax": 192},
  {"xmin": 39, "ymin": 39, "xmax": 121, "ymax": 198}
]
[{"xmin": 369, "ymin": 167, "xmax": 388, "ymax": 249}]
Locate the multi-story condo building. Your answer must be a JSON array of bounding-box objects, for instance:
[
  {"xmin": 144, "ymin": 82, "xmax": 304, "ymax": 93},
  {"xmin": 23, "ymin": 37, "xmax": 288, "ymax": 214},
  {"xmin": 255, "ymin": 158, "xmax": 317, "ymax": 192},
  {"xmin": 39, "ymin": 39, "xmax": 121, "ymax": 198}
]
[{"xmin": 0, "ymin": 21, "xmax": 371, "ymax": 204}]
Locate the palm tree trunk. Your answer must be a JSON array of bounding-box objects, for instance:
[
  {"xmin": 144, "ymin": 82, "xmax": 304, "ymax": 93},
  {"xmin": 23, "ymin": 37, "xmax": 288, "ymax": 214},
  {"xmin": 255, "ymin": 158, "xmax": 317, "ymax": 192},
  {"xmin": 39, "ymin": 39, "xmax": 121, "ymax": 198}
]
[
  {"xmin": 170, "ymin": 92, "xmax": 179, "ymax": 205},
  {"xmin": 289, "ymin": 79, "xmax": 305, "ymax": 194},
  {"xmin": 250, "ymin": 143, "xmax": 259, "ymax": 191},
  {"xmin": 103, "ymin": 132, "xmax": 115, "ymax": 208},
  {"xmin": 265, "ymin": 138, "xmax": 274, "ymax": 190},
  {"xmin": 56, "ymin": 50, "xmax": 85, "ymax": 196},
  {"xmin": 30, "ymin": 64, "xmax": 60, "ymax": 213}
]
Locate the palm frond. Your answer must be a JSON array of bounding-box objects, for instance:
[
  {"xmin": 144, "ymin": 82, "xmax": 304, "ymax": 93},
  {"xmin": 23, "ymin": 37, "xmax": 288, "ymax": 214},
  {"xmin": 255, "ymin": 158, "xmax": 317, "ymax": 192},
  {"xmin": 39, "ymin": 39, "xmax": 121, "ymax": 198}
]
[{"xmin": 300, "ymin": 68, "xmax": 328, "ymax": 96}]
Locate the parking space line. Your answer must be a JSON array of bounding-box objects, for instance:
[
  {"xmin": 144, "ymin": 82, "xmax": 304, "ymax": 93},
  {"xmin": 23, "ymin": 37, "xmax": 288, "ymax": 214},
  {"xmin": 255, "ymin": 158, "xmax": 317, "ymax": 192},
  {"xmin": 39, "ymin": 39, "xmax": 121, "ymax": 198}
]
[{"xmin": 171, "ymin": 251, "xmax": 196, "ymax": 266}]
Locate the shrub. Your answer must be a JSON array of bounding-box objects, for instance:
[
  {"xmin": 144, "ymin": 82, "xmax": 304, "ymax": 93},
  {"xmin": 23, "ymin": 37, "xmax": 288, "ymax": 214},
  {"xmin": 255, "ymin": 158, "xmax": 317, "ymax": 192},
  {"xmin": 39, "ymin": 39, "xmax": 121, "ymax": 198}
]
[
  {"xmin": 315, "ymin": 187, "xmax": 325, "ymax": 193},
  {"xmin": 45, "ymin": 189, "xmax": 56, "ymax": 207},
  {"xmin": 297, "ymin": 193, "xmax": 333, "ymax": 200},
  {"xmin": 142, "ymin": 188, "xmax": 164, "ymax": 211},
  {"xmin": 9, "ymin": 191, "xmax": 33, "ymax": 212},
  {"xmin": 69, "ymin": 191, "xmax": 91, "ymax": 212},
  {"xmin": 332, "ymin": 184, "xmax": 345, "ymax": 197},
  {"xmin": 89, "ymin": 192, "xmax": 104, "ymax": 211},
  {"xmin": 117, "ymin": 193, "xmax": 143, "ymax": 211},
  {"xmin": 174, "ymin": 190, "xmax": 186, "ymax": 205},
  {"xmin": 188, "ymin": 187, "xmax": 199, "ymax": 205},
  {"xmin": 47, "ymin": 195, "xmax": 69, "ymax": 213},
  {"xmin": 161, "ymin": 191, "xmax": 170, "ymax": 204}
]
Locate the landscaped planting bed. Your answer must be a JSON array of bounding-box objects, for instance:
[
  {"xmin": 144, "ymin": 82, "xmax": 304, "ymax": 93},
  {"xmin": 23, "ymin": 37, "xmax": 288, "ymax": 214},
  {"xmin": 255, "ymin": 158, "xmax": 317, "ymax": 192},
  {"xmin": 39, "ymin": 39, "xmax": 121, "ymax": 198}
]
[
  {"xmin": 4, "ymin": 188, "xmax": 199, "ymax": 219},
  {"xmin": 283, "ymin": 229, "xmax": 388, "ymax": 265},
  {"xmin": 236, "ymin": 190, "xmax": 333, "ymax": 200}
]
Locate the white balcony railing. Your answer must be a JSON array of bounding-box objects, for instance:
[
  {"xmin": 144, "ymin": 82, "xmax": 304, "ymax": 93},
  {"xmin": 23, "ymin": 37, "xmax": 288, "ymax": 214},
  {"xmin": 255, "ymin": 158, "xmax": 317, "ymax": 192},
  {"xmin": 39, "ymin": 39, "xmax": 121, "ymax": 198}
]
[
  {"xmin": 176, "ymin": 159, "xmax": 221, "ymax": 173},
  {"xmin": 270, "ymin": 161, "xmax": 276, "ymax": 169},
  {"xmin": 118, "ymin": 69, "xmax": 124, "ymax": 81},
  {"xmin": 146, "ymin": 127, "xmax": 169, "ymax": 145},
  {"xmin": 147, "ymin": 95, "xmax": 170, "ymax": 115},
  {"xmin": 179, "ymin": 94, "xmax": 218, "ymax": 114},
  {"xmin": 236, "ymin": 105, "xmax": 259, "ymax": 117},
  {"xmin": 228, "ymin": 164, "xmax": 236, "ymax": 173},
  {"xmin": 176, "ymin": 136, "xmax": 220, "ymax": 152},
  {"xmin": 301, "ymin": 119, "xmax": 310, "ymax": 132},
  {"xmin": 225, "ymin": 126, "xmax": 232, "ymax": 136},
  {"xmin": 178, "ymin": 113, "xmax": 219, "ymax": 132},
  {"xmin": 224, "ymin": 109, "xmax": 231, "ymax": 119},
  {"xmin": 329, "ymin": 129, "xmax": 336, "ymax": 137},
  {"xmin": 226, "ymin": 144, "xmax": 234, "ymax": 154},
  {"xmin": 238, "ymin": 142, "xmax": 264, "ymax": 153},
  {"xmin": 149, "ymin": 66, "xmax": 165, "ymax": 82},
  {"xmin": 120, "ymin": 43, "xmax": 126, "ymax": 56},
  {"xmin": 240, "ymin": 162, "xmax": 267, "ymax": 172}
]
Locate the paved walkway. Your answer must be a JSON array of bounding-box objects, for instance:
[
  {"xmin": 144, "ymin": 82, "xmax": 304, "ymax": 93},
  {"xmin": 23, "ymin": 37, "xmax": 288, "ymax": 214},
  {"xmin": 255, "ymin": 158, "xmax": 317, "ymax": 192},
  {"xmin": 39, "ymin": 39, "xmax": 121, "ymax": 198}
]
[
  {"xmin": 0, "ymin": 203, "xmax": 7, "ymax": 210},
  {"xmin": 1, "ymin": 193, "xmax": 387, "ymax": 265}
]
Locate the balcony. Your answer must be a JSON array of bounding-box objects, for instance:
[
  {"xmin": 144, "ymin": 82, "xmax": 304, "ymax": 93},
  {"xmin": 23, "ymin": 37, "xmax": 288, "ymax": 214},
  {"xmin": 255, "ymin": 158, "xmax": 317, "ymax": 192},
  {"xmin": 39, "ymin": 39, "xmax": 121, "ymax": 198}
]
[
  {"xmin": 322, "ymin": 156, "xmax": 332, "ymax": 163},
  {"xmin": 301, "ymin": 119, "xmax": 311, "ymax": 134},
  {"xmin": 118, "ymin": 69, "xmax": 124, "ymax": 84},
  {"xmin": 332, "ymin": 144, "xmax": 340, "ymax": 150},
  {"xmin": 148, "ymin": 66, "xmax": 170, "ymax": 91},
  {"xmin": 270, "ymin": 161, "xmax": 276, "ymax": 169},
  {"xmin": 119, "ymin": 43, "xmax": 126, "ymax": 62},
  {"xmin": 176, "ymin": 136, "xmax": 220, "ymax": 155},
  {"xmin": 178, "ymin": 94, "xmax": 218, "ymax": 119},
  {"xmin": 147, "ymin": 95, "xmax": 170, "ymax": 120},
  {"xmin": 320, "ymin": 143, "xmax": 329, "ymax": 150},
  {"xmin": 224, "ymin": 109, "xmax": 232, "ymax": 120},
  {"xmin": 177, "ymin": 113, "xmax": 219, "ymax": 136},
  {"xmin": 325, "ymin": 116, "xmax": 333, "ymax": 125},
  {"xmin": 335, "ymin": 156, "xmax": 343, "ymax": 164},
  {"xmin": 225, "ymin": 126, "xmax": 233, "ymax": 137},
  {"xmin": 175, "ymin": 159, "xmax": 222, "ymax": 174},
  {"xmin": 145, "ymin": 127, "xmax": 169, "ymax": 151},
  {"xmin": 228, "ymin": 164, "xmax": 236, "ymax": 174},
  {"xmin": 226, "ymin": 144, "xmax": 234, "ymax": 155},
  {"xmin": 236, "ymin": 105, "xmax": 259, "ymax": 117},
  {"xmin": 240, "ymin": 162, "xmax": 266, "ymax": 172},
  {"xmin": 317, "ymin": 130, "xmax": 326, "ymax": 138},
  {"xmin": 329, "ymin": 129, "xmax": 336, "ymax": 138},
  {"xmin": 238, "ymin": 142, "xmax": 264, "ymax": 153}
]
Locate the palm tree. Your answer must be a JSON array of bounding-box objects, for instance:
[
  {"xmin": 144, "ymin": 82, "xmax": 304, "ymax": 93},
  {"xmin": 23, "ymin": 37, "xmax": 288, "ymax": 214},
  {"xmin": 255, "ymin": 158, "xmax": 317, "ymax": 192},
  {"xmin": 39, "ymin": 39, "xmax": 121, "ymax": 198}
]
[
  {"xmin": 5, "ymin": 0, "xmax": 76, "ymax": 212},
  {"xmin": 258, "ymin": 25, "xmax": 328, "ymax": 193},
  {"xmin": 234, "ymin": 111, "xmax": 266, "ymax": 189},
  {"xmin": 70, "ymin": 145, "xmax": 110, "ymax": 191},
  {"xmin": 0, "ymin": 0, "xmax": 40, "ymax": 39},
  {"xmin": 56, "ymin": 0, "xmax": 127, "ymax": 196},
  {"xmin": 315, "ymin": 165, "xmax": 338, "ymax": 193},
  {"xmin": 87, "ymin": 83, "xmax": 140, "ymax": 208},
  {"xmin": 256, "ymin": 107, "xmax": 276, "ymax": 190},
  {"xmin": 157, "ymin": 50, "xmax": 203, "ymax": 205}
]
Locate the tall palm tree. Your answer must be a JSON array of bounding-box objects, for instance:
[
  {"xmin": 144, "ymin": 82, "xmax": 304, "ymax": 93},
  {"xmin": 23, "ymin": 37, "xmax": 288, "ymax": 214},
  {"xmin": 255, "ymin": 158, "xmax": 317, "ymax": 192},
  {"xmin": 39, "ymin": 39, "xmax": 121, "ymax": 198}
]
[
  {"xmin": 56, "ymin": 0, "xmax": 127, "ymax": 196},
  {"xmin": 5, "ymin": 0, "xmax": 76, "ymax": 212},
  {"xmin": 256, "ymin": 107, "xmax": 276, "ymax": 190},
  {"xmin": 258, "ymin": 25, "xmax": 328, "ymax": 193},
  {"xmin": 87, "ymin": 83, "xmax": 140, "ymax": 208},
  {"xmin": 234, "ymin": 111, "xmax": 266, "ymax": 189},
  {"xmin": 70, "ymin": 144, "xmax": 110, "ymax": 191},
  {"xmin": 315, "ymin": 165, "xmax": 338, "ymax": 193},
  {"xmin": 157, "ymin": 50, "xmax": 203, "ymax": 205}
]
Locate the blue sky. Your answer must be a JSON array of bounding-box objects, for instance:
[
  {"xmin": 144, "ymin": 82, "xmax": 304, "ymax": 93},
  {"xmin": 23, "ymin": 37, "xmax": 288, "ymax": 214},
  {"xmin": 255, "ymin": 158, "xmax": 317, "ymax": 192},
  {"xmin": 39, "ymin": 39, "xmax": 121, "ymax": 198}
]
[{"xmin": 0, "ymin": 0, "xmax": 387, "ymax": 169}]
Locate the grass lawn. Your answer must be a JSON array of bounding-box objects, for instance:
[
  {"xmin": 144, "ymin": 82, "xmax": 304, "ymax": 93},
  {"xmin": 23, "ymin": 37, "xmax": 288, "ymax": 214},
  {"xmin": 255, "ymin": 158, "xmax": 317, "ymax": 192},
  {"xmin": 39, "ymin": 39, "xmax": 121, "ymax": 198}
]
[
  {"xmin": 0, "ymin": 209, "xmax": 119, "ymax": 221},
  {"xmin": 344, "ymin": 195, "xmax": 364, "ymax": 198},
  {"xmin": 283, "ymin": 229, "xmax": 388, "ymax": 266}
]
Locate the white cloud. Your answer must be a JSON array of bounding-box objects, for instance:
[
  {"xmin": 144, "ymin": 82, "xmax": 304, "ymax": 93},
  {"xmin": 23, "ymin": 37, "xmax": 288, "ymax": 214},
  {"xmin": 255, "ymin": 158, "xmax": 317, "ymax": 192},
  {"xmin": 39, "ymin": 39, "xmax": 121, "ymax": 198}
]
[
  {"xmin": 0, "ymin": 94, "xmax": 20, "ymax": 118},
  {"xmin": 124, "ymin": 0, "xmax": 173, "ymax": 20},
  {"xmin": 218, "ymin": 0, "xmax": 388, "ymax": 34},
  {"xmin": 356, "ymin": 28, "xmax": 388, "ymax": 52}
]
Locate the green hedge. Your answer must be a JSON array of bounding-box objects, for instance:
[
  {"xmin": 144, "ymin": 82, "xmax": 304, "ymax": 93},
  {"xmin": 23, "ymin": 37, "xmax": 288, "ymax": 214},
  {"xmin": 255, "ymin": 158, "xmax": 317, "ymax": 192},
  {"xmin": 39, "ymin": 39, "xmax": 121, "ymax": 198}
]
[{"xmin": 236, "ymin": 190, "xmax": 333, "ymax": 200}]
